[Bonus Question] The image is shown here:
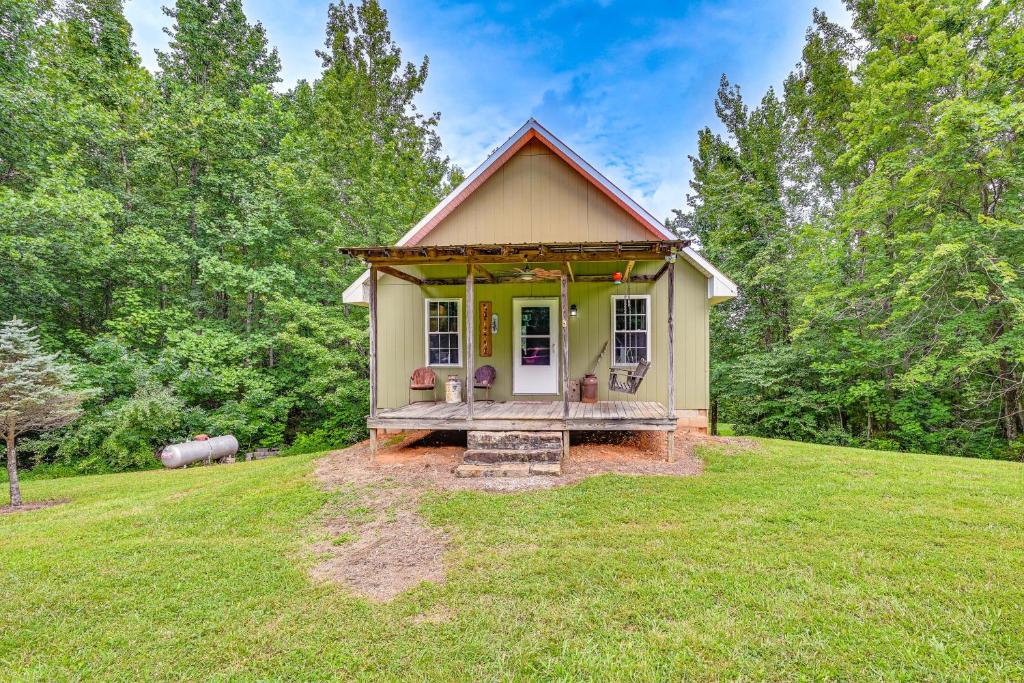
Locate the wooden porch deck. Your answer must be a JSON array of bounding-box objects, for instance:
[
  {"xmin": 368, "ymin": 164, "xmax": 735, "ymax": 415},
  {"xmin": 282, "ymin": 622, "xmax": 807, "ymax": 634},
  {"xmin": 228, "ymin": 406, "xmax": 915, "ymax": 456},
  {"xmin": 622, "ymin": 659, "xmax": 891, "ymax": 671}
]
[{"xmin": 368, "ymin": 400, "xmax": 677, "ymax": 432}]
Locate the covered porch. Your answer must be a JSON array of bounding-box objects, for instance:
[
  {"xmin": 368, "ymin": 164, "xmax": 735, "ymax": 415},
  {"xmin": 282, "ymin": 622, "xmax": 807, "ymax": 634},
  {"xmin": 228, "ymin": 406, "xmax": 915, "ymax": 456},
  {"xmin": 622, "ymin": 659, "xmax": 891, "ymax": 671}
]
[
  {"xmin": 340, "ymin": 240, "xmax": 687, "ymax": 466},
  {"xmin": 369, "ymin": 399, "xmax": 677, "ymax": 432}
]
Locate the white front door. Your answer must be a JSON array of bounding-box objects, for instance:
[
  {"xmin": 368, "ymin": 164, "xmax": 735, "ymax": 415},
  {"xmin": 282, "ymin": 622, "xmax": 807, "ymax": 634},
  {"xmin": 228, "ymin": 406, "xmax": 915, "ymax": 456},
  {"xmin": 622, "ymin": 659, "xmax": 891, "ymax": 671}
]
[{"xmin": 513, "ymin": 298, "xmax": 559, "ymax": 395}]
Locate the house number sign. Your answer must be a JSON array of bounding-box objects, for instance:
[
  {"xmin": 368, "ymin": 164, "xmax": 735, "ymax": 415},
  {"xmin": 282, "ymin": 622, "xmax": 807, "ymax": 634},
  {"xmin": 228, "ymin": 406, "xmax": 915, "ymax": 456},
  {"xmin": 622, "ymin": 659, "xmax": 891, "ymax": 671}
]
[{"xmin": 479, "ymin": 301, "xmax": 493, "ymax": 357}]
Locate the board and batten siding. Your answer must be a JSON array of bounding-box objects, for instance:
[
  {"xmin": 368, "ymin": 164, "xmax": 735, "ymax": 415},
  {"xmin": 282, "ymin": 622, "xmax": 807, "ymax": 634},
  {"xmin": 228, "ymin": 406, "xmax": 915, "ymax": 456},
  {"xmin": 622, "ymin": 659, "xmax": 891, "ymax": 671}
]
[
  {"xmin": 421, "ymin": 139, "xmax": 655, "ymax": 246},
  {"xmin": 372, "ymin": 134, "xmax": 710, "ymax": 410},
  {"xmin": 373, "ymin": 261, "xmax": 708, "ymax": 411}
]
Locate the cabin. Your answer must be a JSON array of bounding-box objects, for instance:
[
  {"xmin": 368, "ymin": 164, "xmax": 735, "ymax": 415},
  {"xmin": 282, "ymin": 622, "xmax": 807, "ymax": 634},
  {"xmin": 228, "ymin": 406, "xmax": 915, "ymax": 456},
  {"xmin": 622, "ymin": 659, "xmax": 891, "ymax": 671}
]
[{"xmin": 341, "ymin": 119, "xmax": 736, "ymax": 476}]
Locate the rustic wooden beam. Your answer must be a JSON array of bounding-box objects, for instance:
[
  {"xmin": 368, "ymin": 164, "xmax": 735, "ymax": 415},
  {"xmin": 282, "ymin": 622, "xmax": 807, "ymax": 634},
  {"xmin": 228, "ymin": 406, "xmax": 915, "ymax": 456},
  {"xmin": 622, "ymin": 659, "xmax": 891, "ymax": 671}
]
[
  {"xmin": 366, "ymin": 417, "xmax": 677, "ymax": 431},
  {"xmin": 369, "ymin": 266, "xmax": 379, "ymax": 422},
  {"xmin": 350, "ymin": 250, "xmax": 673, "ymax": 266},
  {"xmin": 623, "ymin": 260, "xmax": 635, "ymax": 282},
  {"xmin": 377, "ymin": 265, "xmax": 423, "ymax": 286},
  {"xmin": 651, "ymin": 261, "xmax": 671, "ymax": 282},
  {"xmin": 564, "ymin": 261, "xmax": 575, "ymax": 283},
  {"xmin": 473, "ymin": 264, "xmax": 494, "ymax": 283},
  {"xmin": 575, "ymin": 273, "xmax": 665, "ymax": 283},
  {"xmin": 466, "ymin": 264, "xmax": 475, "ymax": 420},
  {"xmin": 666, "ymin": 259, "xmax": 676, "ymax": 462},
  {"xmin": 340, "ymin": 240, "xmax": 689, "ymax": 266},
  {"xmin": 561, "ymin": 272, "xmax": 570, "ymax": 419},
  {"xmin": 421, "ymin": 272, "xmax": 664, "ymax": 286}
]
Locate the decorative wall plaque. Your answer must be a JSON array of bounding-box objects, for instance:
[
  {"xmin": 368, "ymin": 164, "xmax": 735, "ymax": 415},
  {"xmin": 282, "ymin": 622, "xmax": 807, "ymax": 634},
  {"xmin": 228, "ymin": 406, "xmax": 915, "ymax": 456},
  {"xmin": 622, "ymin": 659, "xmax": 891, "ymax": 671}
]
[{"xmin": 479, "ymin": 301, "xmax": 493, "ymax": 357}]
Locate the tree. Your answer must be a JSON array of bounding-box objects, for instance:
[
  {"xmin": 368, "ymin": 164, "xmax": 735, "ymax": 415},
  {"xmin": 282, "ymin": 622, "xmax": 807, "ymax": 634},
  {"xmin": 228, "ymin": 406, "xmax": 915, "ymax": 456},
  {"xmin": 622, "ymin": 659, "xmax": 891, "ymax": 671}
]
[
  {"xmin": 0, "ymin": 319, "xmax": 90, "ymax": 506},
  {"xmin": 682, "ymin": 0, "xmax": 1023, "ymax": 458},
  {"xmin": 0, "ymin": 0, "xmax": 459, "ymax": 474},
  {"xmin": 293, "ymin": 0, "xmax": 460, "ymax": 248}
]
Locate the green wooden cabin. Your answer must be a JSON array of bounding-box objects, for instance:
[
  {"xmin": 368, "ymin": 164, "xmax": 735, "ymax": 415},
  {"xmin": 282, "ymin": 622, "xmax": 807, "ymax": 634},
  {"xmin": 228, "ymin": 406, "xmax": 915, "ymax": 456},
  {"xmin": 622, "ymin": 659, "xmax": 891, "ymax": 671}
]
[{"xmin": 342, "ymin": 120, "xmax": 736, "ymax": 468}]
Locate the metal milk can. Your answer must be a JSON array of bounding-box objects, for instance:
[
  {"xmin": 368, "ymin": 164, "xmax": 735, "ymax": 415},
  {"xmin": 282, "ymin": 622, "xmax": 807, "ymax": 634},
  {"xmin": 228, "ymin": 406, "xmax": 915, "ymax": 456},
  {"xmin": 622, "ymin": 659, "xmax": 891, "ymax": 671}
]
[{"xmin": 445, "ymin": 374, "xmax": 463, "ymax": 403}]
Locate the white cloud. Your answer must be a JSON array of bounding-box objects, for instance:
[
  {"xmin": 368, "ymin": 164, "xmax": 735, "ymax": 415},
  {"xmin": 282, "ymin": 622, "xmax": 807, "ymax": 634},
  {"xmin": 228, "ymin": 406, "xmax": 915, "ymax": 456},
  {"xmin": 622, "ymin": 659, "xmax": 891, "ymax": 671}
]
[{"xmin": 123, "ymin": 0, "xmax": 852, "ymax": 222}]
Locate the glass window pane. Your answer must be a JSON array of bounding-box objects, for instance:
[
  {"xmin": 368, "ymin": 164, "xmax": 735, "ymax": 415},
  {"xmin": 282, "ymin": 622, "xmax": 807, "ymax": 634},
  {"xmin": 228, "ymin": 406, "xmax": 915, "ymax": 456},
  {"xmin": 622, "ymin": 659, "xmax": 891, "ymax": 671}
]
[
  {"xmin": 427, "ymin": 301, "xmax": 460, "ymax": 365},
  {"xmin": 521, "ymin": 337, "xmax": 551, "ymax": 366},
  {"xmin": 614, "ymin": 332, "xmax": 627, "ymax": 364},
  {"xmin": 521, "ymin": 306, "xmax": 550, "ymax": 336},
  {"xmin": 613, "ymin": 298, "xmax": 647, "ymax": 364}
]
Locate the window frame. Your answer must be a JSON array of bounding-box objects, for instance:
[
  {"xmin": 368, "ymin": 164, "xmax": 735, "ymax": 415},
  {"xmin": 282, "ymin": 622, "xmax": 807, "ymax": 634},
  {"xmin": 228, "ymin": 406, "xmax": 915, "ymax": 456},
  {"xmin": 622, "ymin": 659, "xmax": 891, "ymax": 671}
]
[
  {"xmin": 610, "ymin": 294, "xmax": 652, "ymax": 368},
  {"xmin": 424, "ymin": 297, "xmax": 463, "ymax": 367}
]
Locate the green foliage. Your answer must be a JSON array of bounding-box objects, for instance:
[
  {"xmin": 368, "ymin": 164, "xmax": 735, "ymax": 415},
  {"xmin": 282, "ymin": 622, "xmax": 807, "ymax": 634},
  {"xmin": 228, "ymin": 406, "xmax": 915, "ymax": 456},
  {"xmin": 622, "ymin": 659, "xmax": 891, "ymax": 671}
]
[
  {"xmin": 1, "ymin": 0, "xmax": 457, "ymax": 473},
  {"xmin": 3, "ymin": 440, "xmax": 1024, "ymax": 677},
  {"xmin": 686, "ymin": 0, "xmax": 1024, "ymax": 459}
]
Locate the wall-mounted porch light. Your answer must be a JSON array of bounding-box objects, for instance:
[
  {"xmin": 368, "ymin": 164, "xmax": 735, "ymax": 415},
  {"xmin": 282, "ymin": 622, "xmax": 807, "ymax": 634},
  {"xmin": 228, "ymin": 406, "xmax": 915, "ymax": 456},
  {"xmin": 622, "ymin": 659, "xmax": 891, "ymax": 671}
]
[{"xmin": 569, "ymin": 304, "xmax": 578, "ymax": 318}]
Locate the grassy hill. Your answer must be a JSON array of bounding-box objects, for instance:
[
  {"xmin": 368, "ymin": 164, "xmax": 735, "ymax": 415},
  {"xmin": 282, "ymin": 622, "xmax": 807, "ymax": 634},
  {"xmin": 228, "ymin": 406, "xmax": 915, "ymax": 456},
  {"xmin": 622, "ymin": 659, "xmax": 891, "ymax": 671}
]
[{"xmin": 2, "ymin": 439, "xmax": 1023, "ymax": 680}]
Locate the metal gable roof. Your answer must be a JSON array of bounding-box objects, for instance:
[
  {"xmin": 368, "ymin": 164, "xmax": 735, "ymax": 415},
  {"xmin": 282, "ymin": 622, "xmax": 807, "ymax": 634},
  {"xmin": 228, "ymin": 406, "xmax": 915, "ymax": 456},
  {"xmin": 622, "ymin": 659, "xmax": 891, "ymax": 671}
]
[{"xmin": 343, "ymin": 119, "xmax": 737, "ymax": 305}]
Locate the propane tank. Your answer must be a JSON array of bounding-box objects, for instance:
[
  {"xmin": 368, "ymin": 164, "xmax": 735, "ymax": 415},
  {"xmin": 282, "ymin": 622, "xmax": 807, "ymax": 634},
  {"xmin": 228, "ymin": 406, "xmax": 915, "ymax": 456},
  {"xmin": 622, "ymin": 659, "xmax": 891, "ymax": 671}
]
[{"xmin": 160, "ymin": 435, "xmax": 239, "ymax": 469}]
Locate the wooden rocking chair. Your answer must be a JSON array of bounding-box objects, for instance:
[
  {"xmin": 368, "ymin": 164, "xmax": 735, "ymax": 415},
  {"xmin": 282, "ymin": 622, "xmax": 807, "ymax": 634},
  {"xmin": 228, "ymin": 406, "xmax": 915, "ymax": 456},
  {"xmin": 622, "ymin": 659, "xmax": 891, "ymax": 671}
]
[{"xmin": 608, "ymin": 359, "xmax": 651, "ymax": 395}]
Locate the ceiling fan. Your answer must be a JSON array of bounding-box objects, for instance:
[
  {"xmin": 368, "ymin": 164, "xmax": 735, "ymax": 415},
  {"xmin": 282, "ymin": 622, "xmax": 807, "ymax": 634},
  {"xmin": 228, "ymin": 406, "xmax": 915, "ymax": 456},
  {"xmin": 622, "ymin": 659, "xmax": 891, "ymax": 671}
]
[{"xmin": 506, "ymin": 267, "xmax": 563, "ymax": 282}]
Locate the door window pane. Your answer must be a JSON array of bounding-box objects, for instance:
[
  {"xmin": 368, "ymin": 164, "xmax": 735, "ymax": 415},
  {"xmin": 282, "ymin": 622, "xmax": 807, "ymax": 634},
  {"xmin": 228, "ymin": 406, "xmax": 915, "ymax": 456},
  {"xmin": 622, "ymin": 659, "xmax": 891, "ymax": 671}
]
[
  {"xmin": 521, "ymin": 306, "xmax": 550, "ymax": 336},
  {"xmin": 521, "ymin": 337, "xmax": 551, "ymax": 366}
]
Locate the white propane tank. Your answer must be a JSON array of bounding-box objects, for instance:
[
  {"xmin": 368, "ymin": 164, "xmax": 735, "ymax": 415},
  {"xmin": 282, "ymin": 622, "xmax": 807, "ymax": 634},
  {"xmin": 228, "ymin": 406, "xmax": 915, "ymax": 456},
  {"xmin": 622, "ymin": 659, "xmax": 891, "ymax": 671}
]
[{"xmin": 160, "ymin": 435, "xmax": 239, "ymax": 469}]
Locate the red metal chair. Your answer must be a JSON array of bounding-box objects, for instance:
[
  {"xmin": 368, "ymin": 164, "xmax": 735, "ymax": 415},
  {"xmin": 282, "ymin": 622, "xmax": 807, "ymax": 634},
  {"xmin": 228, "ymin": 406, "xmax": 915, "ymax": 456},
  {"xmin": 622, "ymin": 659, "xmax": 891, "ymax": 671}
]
[
  {"xmin": 409, "ymin": 367, "xmax": 437, "ymax": 404},
  {"xmin": 473, "ymin": 365, "xmax": 496, "ymax": 401}
]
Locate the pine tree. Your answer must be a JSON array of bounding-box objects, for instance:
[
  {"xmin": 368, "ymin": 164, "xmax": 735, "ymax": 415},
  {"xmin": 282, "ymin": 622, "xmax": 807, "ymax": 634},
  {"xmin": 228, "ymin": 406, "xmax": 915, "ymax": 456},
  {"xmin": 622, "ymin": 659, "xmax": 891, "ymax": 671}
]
[{"xmin": 0, "ymin": 319, "xmax": 91, "ymax": 506}]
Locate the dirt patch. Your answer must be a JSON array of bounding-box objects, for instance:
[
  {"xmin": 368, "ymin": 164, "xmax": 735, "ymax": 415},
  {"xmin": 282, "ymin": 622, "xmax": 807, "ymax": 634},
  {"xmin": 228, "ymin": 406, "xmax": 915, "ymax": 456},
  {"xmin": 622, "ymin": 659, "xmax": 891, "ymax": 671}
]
[
  {"xmin": 311, "ymin": 430, "xmax": 751, "ymax": 601},
  {"xmin": 310, "ymin": 497, "xmax": 447, "ymax": 602},
  {"xmin": 0, "ymin": 499, "xmax": 68, "ymax": 514}
]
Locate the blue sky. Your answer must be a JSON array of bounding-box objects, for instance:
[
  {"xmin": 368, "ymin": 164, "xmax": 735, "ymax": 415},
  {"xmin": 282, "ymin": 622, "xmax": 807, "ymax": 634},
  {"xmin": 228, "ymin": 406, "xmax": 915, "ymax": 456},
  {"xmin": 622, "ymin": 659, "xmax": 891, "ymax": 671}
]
[{"xmin": 125, "ymin": 0, "xmax": 849, "ymax": 221}]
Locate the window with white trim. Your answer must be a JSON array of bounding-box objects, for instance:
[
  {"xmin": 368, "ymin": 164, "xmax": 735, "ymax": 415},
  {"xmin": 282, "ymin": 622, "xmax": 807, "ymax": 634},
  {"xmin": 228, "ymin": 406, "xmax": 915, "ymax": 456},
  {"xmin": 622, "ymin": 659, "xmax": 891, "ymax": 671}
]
[
  {"xmin": 611, "ymin": 295, "xmax": 651, "ymax": 367},
  {"xmin": 425, "ymin": 299, "xmax": 462, "ymax": 366}
]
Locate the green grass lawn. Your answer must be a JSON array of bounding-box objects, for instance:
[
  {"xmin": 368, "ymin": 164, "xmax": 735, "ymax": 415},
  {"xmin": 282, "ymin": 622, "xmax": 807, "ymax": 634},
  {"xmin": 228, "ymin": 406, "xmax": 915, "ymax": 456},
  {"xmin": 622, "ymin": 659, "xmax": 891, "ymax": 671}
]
[{"xmin": 2, "ymin": 439, "xmax": 1024, "ymax": 680}]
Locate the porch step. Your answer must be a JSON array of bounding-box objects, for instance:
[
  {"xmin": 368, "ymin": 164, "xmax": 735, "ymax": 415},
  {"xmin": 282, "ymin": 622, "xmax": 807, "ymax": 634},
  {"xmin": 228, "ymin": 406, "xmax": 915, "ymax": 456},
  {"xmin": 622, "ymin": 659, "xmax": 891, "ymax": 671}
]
[
  {"xmin": 458, "ymin": 430, "xmax": 566, "ymax": 477},
  {"xmin": 455, "ymin": 462, "xmax": 562, "ymax": 477},
  {"xmin": 467, "ymin": 430, "xmax": 563, "ymax": 451},
  {"xmin": 464, "ymin": 449, "xmax": 561, "ymax": 464}
]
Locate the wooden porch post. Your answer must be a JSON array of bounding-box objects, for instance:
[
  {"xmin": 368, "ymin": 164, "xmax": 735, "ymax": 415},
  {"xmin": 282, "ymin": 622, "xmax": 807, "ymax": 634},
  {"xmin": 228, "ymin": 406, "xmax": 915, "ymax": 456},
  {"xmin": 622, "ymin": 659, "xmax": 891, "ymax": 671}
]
[
  {"xmin": 466, "ymin": 262, "xmax": 475, "ymax": 420},
  {"xmin": 667, "ymin": 260, "xmax": 675, "ymax": 418},
  {"xmin": 368, "ymin": 266, "xmax": 379, "ymax": 460},
  {"xmin": 561, "ymin": 272, "xmax": 569, "ymax": 419},
  {"xmin": 666, "ymin": 259, "xmax": 676, "ymax": 462}
]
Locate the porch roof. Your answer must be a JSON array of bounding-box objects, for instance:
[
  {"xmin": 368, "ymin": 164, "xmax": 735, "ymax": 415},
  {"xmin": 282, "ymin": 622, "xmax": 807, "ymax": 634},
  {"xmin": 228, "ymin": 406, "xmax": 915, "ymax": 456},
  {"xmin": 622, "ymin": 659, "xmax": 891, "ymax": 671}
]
[{"xmin": 339, "ymin": 239, "xmax": 689, "ymax": 266}]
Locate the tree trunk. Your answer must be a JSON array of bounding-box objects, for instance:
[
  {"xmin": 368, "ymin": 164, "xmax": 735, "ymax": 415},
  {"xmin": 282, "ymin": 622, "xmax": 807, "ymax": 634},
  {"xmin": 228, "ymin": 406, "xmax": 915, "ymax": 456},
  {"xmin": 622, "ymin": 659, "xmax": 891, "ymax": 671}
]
[
  {"xmin": 245, "ymin": 291, "xmax": 254, "ymax": 335},
  {"xmin": 5, "ymin": 427, "xmax": 22, "ymax": 508},
  {"xmin": 188, "ymin": 159, "xmax": 202, "ymax": 319},
  {"xmin": 710, "ymin": 399, "xmax": 719, "ymax": 436},
  {"xmin": 997, "ymin": 354, "xmax": 1022, "ymax": 442}
]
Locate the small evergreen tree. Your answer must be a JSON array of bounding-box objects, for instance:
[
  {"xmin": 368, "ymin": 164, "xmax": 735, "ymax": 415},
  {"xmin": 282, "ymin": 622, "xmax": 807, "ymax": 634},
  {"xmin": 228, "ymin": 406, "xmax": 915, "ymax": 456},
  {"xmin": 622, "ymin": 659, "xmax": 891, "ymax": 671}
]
[{"xmin": 0, "ymin": 319, "xmax": 90, "ymax": 506}]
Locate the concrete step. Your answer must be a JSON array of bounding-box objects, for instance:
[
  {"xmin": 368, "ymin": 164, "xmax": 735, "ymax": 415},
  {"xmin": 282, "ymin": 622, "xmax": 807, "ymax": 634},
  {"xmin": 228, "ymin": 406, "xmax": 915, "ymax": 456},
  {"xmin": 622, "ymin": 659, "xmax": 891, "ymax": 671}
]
[
  {"xmin": 455, "ymin": 462, "xmax": 562, "ymax": 478},
  {"xmin": 464, "ymin": 449, "xmax": 562, "ymax": 464},
  {"xmin": 467, "ymin": 430, "xmax": 563, "ymax": 451}
]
